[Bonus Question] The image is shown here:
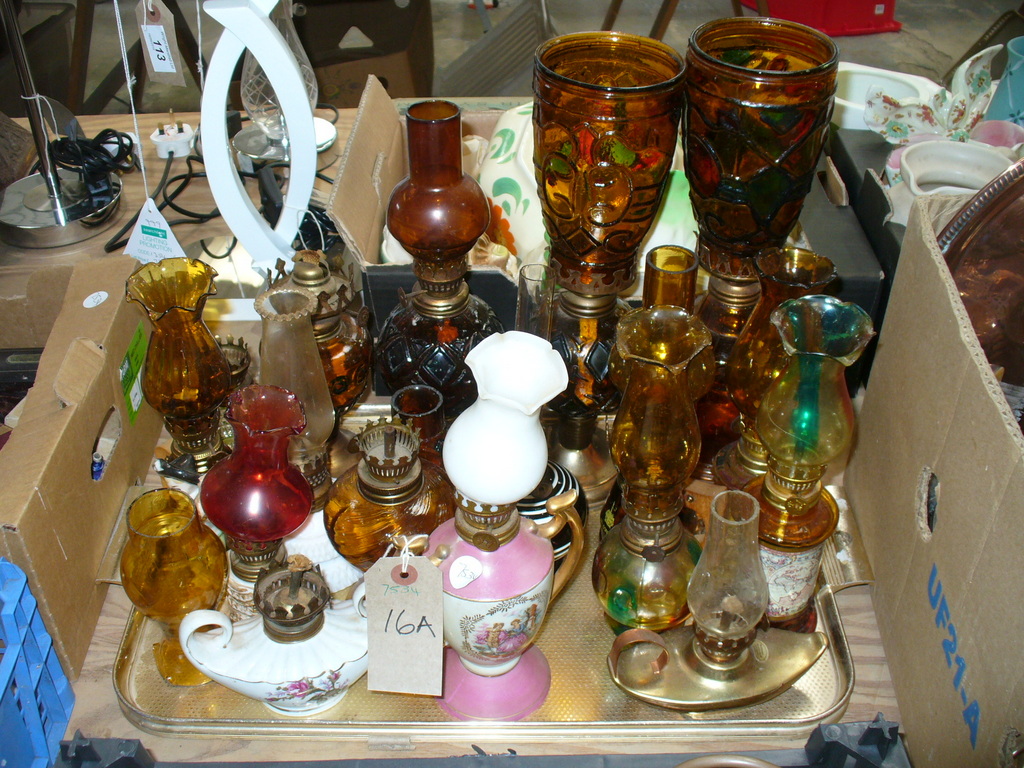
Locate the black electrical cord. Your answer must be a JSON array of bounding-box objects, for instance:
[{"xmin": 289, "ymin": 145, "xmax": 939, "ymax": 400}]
[
  {"xmin": 315, "ymin": 103, "xmax": 340, "ymax": 125},
  {"xmin": 200, "ymin": 236, "xmax": 239, "ymax": 259},
  {"xmin": 100, "ymin": 119, "xmax": 336, "ymax": 255},
  {"xmin": 45, "ymin": 128, "xmax": 136, "ymax": 180}
]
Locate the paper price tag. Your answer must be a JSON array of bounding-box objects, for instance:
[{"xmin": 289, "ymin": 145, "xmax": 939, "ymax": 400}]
[
  {"xmin": 364, "ymin": 556, "xmax": 444, "ymax": 696},
  {"xmin": 124, "ymin": 198, "xmax": 186, "ymax": 263},
  {"xmin": 135, "ymin": 0, "xmax": 186, "ymax": 86},
  {"xmin": 142, "ymin": 25, "xmax": 176, "ymax": 73}
]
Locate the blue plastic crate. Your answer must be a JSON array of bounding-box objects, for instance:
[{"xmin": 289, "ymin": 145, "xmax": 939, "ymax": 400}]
[{"xmin": 1, "ymin": 558, "xmax": 75, "ymax": 768}]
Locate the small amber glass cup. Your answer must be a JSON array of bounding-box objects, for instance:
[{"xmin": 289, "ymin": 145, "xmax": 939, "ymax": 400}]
[
  {"xmin": 642, "ymin": 245, "xmax": 698, "ymax": 311},
  {"xmin": 391, "ymin": 384, "xmax": 446, "ymax": 465}
]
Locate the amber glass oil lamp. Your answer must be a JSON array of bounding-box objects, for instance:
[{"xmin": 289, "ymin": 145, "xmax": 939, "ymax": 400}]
[
  {"xmin": 746, "ymin": 295, "xmax": 874, "ymax": 632},
  {"xmin": 592, "ymin": 306, "xmax": 714, "ymax": 632},
  {"xmin": 323, "ymin": 417, "xmax": 457, "ymax": 571},
  {"xmin": 715, "ymin": 247, "xmax": 837, "ymax": 489},
  {"xmin": 125, "ymin": 257, "xmax": 233, "ymax": 473},
  {"xmin": 376, "ymin": 100, "xmax": 502, "ymax": 418},
  {"xmin": 278, "ymin": 255, "xmax": 373, "ymax": 418}
]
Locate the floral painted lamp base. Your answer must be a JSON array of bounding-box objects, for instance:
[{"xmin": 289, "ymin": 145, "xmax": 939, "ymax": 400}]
[{"xmin": 439, "ymin": 646, "xmax": 551, "ymax": 721}]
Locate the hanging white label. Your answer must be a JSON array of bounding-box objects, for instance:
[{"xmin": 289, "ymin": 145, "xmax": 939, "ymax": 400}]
[
  {"xmin": 124, "ymin": 198, "xmax": 187, "ymax": 263},
  {"xmin": 135, "ymin": 0, "xmax": 186, "ymax": 87},
  {"xmin": 141, "ymin": 25, "xmax": 177, "ymax": 73}
]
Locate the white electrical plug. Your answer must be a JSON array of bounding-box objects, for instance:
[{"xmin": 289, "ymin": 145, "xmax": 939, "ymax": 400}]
[{"xmin": 150, "ymin": 112, "xmax": 196, "ymax": 158}]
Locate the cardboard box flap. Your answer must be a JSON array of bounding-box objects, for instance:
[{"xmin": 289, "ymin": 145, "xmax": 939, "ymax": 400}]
[
  {"xmin": 0, "ymin": 263, "xmax": 75, "ymax": 349},
  {"xmin": 327, "ymin": 75, "xmax": 406, "ymax": 265},
  {"xmin": 847, "ymin": 195, "xmax": 1024, "ymax": 766},
  {"xmin": 18, "ymin": 256, "xmax": 137, "ymax": 427},
  {"xmin": 53, "ymin": 338, "xmax": 106, "ymax": 407}
]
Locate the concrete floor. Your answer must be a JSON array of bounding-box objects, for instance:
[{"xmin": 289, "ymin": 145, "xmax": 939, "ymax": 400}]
[{"xmin": 16, "ymin": 0, "xmax": 1024, "ymax": 114}]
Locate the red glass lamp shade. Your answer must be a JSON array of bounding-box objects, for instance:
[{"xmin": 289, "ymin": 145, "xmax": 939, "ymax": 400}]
[{"xmin": 200, "ymin": 385, "xmax": 313, "ymax": 543}]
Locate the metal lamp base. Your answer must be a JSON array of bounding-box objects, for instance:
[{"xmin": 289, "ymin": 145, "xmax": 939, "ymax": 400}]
[
  {"xmin": 608, "ymin": 624, "xmax": 827, "ymax": 711},
  {"xmin": 232, "ymin": 117, "xmax": 338, "ymax": 161},
  {"xmin": 0, "ymin": 170, "xmax": 122, "ymax": 248},
  {"xmin": 547, "ymin": 416, "xmax": 618, "ymax": 502}
]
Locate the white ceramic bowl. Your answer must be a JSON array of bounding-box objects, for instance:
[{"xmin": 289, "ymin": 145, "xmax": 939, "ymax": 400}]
[
  {"xmin": 834, "ymin": 62, "xmax": 941, "ymax": 131},
  {"xmin": 899, "ymin": 140, "xmax": 1013, "ymax": 197}
]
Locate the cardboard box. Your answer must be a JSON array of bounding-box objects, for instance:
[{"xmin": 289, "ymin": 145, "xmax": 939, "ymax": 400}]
[
  {"xmin": 846, "ymin": 194, "xmax": 1024, "ymax": 765},
  {"xmin": 0, "ymin": 255, "xmax": 162, "ymax": 678},
  {"xmin": 297, "ymin": 0, "xmax": 434, "ymax": 108}
]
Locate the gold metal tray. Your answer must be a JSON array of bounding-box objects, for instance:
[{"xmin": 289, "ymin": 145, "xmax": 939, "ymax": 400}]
[{"xmin": 114, "ymin": 455, "xmax": 857, "ymax": 743}]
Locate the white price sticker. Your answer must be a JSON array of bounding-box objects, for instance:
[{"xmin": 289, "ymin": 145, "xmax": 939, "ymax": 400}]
[{"xmin": 141, "ymin": 24, "xmax": 177, "ymax": 73}]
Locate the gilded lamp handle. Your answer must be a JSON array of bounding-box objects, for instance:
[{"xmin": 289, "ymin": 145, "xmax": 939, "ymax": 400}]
[{"xmin": 537, "ymin": 490, "xmax": 584, "ymax": 602}]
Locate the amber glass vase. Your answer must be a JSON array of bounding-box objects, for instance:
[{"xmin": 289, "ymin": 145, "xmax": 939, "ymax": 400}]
[
  {"xmin": 323, "ymin": 418, "xmax": 457, "ymax": 571},
  {"xmin": 715, "ymin": 247, "xmax": 837, "ymax": 489},
  {"xmin": 378, "ymin": 100, "xmax": 501, "ymax": 417},
  {"xmin": 592, "ymin": 307, "xmax": 713, "ymax": 631},
  {"xmin": 684, "ymin": 17, "xmax": 838, "ymax": 306},
  {"xmin": 746, "ymin": 296, "xmax": 874, "ymax": 631},
  {"xmin": 534, "ymin": 32, "xmax": 685, "ymax": 296},
  {"xmin": 534, "ymin": 32, "xmax": 684, "ymax": 495},
  {"xmin": 125, "ymin": 257, "xmax": 233, "ymax": 473},
  {"xmin": 120, "ymin": 488, "xmax": 227, "ymax": 686},
  {"xmin": 684, "ymin": 17, "xmax": 838, "ymax": 478}
]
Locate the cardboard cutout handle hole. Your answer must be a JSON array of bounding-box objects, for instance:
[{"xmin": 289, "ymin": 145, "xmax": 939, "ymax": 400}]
[
  {"xmin": 91, "ymin": 406, "xmax": 121, "ymax": 481},
  {"xmin": 916, "ymin": 467, "xmax": 939, "ymax": 537}
]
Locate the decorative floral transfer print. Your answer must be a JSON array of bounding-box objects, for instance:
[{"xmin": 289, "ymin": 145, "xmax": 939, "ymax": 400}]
[
  {"xmin": 265, "ymin": 668, "xmax": 351, "ymax": 707},
  {"xmin": 486, "ymin": 201, "xmax": 518, "ymax": 256},
  {"xmin": 457, "ymin": 589, "xmax": 550, "ymax": 663},
  {"xmin": 864, "ymin": 45, "xmax": 999, "ymax": 143}
]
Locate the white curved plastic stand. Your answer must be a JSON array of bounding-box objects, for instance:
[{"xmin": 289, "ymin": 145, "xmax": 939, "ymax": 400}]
[{"xmin": 200, "ymin": 0, "xmax": 316, "ymax": 270}]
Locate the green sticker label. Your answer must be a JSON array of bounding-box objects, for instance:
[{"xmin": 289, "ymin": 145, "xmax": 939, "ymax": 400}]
[
  {"xmin": 120, "ymin": 322, "xmax": 148, "ymax": 425},
  {"xmin": 140, "ymin": 225, "xmax": 167, "ymax": 239}
]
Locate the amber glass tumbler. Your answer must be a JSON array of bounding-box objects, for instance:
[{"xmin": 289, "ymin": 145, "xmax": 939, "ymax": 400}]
[
  {"xmin": 120, "ymin": 488, "xmax": 227, "ymax": 685},
  {"xmin": 684, "ymin": 17, "xmax": 838, "ymax": 282},
  {"xmin": 534, "ymin": 32, "xmax": 684, "ymax": 296}
]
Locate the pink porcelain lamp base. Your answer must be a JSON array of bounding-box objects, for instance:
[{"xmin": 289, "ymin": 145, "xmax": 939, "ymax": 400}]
[{"xmin": 438, "ymin": 646, "xmax": 551, "ymax": 721}]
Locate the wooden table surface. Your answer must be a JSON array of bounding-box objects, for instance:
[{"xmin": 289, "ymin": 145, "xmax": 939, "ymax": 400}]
[{"xmin": 10, "ymin": 110, "xmax": 900, "ymax": 761}]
